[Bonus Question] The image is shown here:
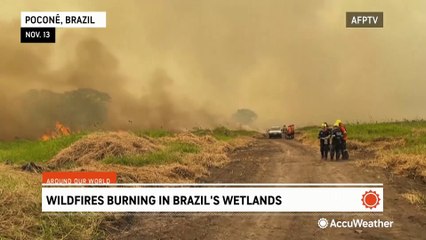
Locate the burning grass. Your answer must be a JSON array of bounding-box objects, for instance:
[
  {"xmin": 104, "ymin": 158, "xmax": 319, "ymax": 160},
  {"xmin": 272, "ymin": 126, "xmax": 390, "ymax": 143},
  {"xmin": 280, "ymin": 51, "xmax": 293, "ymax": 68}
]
[{"xmin": 41, "ymin": 122, "xmax": 72, "ymax": 141}]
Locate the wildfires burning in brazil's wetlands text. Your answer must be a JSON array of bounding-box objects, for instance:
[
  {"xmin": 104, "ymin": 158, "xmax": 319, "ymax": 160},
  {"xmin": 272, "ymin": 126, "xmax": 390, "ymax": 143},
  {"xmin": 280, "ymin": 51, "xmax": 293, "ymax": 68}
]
[{"xmin": 0, "ymin": 1, "xmax": 426, "ymax": 239}]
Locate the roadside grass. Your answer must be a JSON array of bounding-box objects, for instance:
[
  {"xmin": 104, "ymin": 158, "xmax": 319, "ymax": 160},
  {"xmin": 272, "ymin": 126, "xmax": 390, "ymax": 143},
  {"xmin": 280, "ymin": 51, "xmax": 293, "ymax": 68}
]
[
  {"xmin": 0, "ymin": 128, "xmax": 253, "ymax": 239},
  {"xmin": 0, "ymin": 127, "xmax": 254, "ymax": 166},
  {"xmin": 401, "ymin": 190, "xmax": 426, "ymax": 207},
  {"xmin": 0, "ymin": 165, "xmax": 105, "ymax": 239},
  {"xmin": 0, "ymin": 133, "xmax": 87, "ymax": 164},
  {"xmin": 103, "ymin": 141, "xmax": 201, "ymax": 167},
  {"xmin": 134, "ymin": 129, "xmax": 174, "ymax": 138},
  {"xmin": 299, "ymin": 120, "xmax": 426, "ymax": 154},
  {"xmin": 40, "ymin": 213, "xmax": 105, "ymax": 240},
  {"xmin": 192, "ymin": 126, "xmax": 257, "ymax": 141},
  {"xmin": 299, "ymin": 120, "xmax": 426, "ymax": 180}
]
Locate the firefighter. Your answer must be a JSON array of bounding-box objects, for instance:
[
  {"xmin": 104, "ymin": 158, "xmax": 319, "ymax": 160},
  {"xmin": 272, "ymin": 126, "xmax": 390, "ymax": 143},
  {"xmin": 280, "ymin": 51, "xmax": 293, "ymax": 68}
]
[
  {"xmin": 281, "ymin": 125, "xmax": 287, "ymax": 137},
  {"xmin": 335, "ymin": 119, "xmax": 349, "ymax": 160},
  {"xmin": 318, "ymin": 122, "xmax": 331, "ymax": 160},
  {"xmin": 286, "ymin": 124, "xmax": 295, "ymax": 139},
  {"xmin": 330, "ymin": 123, "xmax": 344, "ymax": 160}
]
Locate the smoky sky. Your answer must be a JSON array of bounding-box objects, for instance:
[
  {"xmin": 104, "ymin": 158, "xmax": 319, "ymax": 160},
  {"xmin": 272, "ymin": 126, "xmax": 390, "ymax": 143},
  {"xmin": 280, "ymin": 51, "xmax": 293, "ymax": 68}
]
[{"xmin": 1, "ymin": 0, "xmax": 426, "ymax": 139}]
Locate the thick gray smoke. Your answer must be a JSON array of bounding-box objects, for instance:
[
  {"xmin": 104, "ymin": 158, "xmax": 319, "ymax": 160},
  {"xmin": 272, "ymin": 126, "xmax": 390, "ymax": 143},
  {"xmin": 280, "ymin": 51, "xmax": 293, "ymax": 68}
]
[{"xmin": 0, "ymin": 0, "xmax": 426, "ymax": 139}]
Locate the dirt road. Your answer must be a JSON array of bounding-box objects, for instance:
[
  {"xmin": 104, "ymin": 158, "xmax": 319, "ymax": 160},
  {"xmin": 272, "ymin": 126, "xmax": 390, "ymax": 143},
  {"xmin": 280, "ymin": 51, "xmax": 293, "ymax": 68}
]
[{"xmin": 114, "ymin": 138, "xmax": 426, "ymax": 240}]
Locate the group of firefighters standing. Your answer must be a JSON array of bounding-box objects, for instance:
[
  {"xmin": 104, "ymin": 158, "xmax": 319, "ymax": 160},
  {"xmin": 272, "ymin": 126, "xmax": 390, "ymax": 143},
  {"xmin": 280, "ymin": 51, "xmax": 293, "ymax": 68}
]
[
  {"xmin": 318, "ymin": 119, "xmax": 348, "ymax": 160},
  {"xmin": 282, "ymin": 124, "xmax": 295, "ymax": 139}
]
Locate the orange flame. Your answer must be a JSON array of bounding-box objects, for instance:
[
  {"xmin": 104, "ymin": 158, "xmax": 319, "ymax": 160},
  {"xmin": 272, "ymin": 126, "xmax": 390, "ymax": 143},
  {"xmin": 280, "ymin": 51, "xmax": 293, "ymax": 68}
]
[
  {"xmin": 56, "ymin": 122, "xmax": 71, "ymax": 136},
  {"xmin": 40, "ymin": 122, "xmax": 71, "ymax": 141}
]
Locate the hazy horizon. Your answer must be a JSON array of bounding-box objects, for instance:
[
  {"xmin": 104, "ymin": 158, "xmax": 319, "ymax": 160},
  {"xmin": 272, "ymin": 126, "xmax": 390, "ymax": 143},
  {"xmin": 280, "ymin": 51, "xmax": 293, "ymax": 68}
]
[{"xmin": 1, "ymin": 0, "xmax": 425, "ymax": 139}]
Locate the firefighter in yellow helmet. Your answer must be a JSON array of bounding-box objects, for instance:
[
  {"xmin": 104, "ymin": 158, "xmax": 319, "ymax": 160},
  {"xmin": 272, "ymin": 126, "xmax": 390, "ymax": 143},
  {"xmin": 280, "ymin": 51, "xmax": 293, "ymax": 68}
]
[
  {"xmin": 335, "ymin": 120, "xmax": 347, "ymax": 140},
  {"xmin": 335, "ymin": 119, "xmax": 349, "ymax": 160}
]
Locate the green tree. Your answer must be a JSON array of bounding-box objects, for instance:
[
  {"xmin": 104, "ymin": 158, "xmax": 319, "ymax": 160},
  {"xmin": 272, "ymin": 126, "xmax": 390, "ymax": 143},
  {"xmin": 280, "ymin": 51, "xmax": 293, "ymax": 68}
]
[{"xmin": 232, "ymin": 109, "xmax": 257, "ymax": 125}]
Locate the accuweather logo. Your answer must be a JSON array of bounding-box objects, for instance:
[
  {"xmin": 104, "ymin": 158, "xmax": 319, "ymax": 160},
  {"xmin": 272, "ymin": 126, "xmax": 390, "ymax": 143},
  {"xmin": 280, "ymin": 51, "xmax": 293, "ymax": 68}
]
[
  {"xmin": 318, "ymin": 218, "xmax": 329, "ymax": 229},
  {"xmin": 317, "ymin": 218, "xmax": 394, "ymax": 229}
]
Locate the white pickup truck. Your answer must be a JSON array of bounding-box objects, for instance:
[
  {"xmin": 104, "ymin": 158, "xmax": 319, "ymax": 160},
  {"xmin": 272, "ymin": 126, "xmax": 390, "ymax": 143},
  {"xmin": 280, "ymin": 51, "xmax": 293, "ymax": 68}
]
[{"xmin": 267, "ymin": 126, "xmax": 283, "ymax": 139}]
